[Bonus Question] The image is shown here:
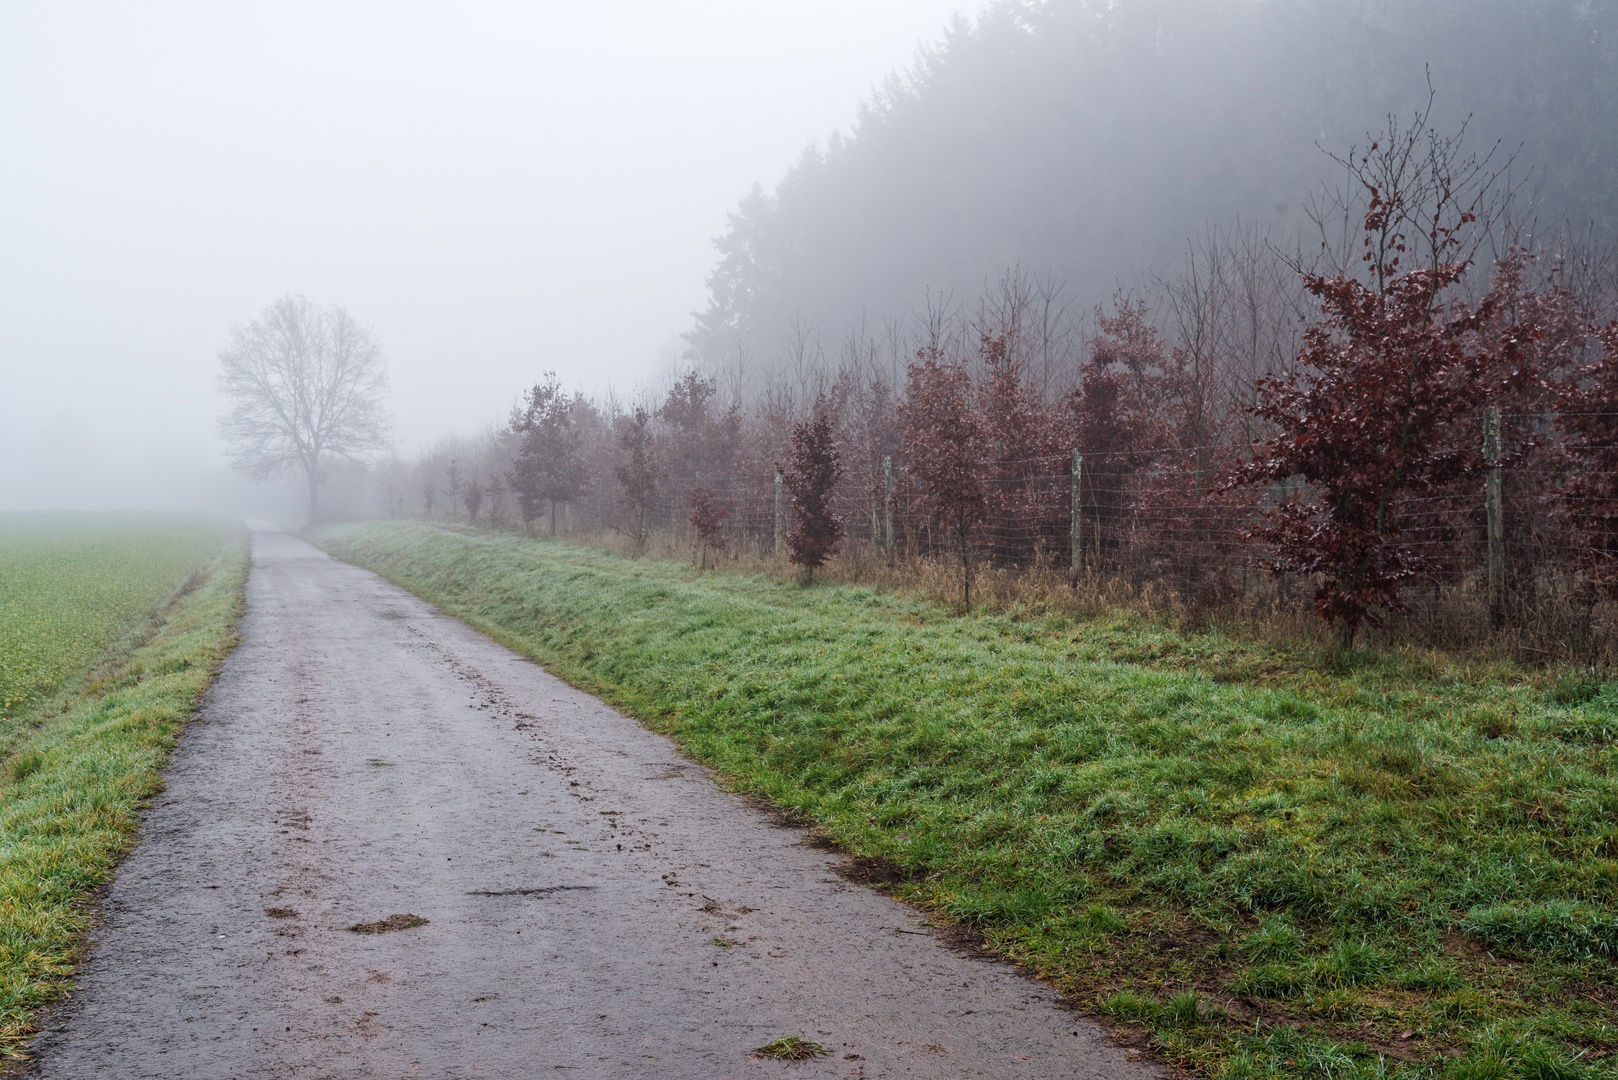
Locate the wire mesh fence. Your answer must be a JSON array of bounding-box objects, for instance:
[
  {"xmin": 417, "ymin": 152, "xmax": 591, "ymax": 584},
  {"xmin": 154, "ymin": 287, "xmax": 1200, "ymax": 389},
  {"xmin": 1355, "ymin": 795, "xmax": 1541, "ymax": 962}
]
[{"xmin": 502, "ymin": 421, "xmax": 1618, "ymax": 661}]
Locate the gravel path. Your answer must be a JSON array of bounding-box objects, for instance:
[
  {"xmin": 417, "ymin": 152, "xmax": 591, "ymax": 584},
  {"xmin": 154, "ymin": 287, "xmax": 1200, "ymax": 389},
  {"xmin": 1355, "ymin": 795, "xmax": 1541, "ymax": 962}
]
[{"xmin": 27, "ymin": 529, "xmax": 1159, "ymax": 1079}]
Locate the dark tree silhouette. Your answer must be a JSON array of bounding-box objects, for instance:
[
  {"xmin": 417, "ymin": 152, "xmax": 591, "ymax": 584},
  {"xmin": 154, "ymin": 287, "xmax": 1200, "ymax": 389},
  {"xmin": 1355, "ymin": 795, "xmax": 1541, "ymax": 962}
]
[
  {"xmin": 782, "ymin": 410, "xmax": 843, "ymax": 580},
  {"xmin": 685, "ymin": 2, "xmax": 1618, "ymax": 374},
  {"xmin": 443, "ymin": 459, "xmax": 464, "ymax": 520},
  {"xmin": 486, "ymin": 473, "xmax": 507, "ymax": 526},
  {"xmin": 510, "ymin": 373, "xmax": 588, "ymax": 533},
  {"xmin": 613, "ymin": 408, "xmax": 661, "ymax": 552}
]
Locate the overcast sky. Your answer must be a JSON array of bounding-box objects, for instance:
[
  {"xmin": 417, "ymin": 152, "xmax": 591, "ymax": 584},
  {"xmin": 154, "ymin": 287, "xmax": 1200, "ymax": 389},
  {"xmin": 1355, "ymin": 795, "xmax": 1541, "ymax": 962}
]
[{"xmin": 0, "ymin": 1, "xmax": 971, "ymax": 510}]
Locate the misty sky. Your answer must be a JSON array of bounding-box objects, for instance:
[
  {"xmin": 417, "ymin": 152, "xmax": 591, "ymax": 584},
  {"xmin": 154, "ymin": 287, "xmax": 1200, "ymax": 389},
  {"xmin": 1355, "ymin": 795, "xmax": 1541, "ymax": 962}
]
[{"xmin": 0, "ymin": 1, "xmax": 971, "ymax": 510}]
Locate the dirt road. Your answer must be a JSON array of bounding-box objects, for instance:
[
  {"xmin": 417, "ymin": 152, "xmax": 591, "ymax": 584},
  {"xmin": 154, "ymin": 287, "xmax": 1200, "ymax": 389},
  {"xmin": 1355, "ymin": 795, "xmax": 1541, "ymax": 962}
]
[{"xmin": 27, "ymin": 530, "xmax": 1157, "ymax": 1079}]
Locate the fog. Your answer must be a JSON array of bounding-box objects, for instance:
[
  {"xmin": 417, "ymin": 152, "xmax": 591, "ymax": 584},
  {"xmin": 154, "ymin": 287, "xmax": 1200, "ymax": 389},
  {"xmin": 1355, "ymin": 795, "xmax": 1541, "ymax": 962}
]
[
  {"xmin": 5, "ymin": 0, "xmax": 1614, "ymax": 519},
  {"xmin": 0, "ymin": 1, "xmax": 969, "ymax": 512}
]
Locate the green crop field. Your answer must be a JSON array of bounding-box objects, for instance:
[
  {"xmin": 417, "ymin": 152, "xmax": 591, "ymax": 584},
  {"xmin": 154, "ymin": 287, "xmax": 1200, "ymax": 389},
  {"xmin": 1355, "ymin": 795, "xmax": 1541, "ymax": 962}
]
[
  {"xmin": 0, "ymin": 513, "xmax": 245, "ymax": 1058},
  {"xmin": 317, "ymin": 520, "xmax": 1618, "ymax": 1080},
  {"xmin": 0, "ymin": 514, "xmax": 228, "ymax": 721}
]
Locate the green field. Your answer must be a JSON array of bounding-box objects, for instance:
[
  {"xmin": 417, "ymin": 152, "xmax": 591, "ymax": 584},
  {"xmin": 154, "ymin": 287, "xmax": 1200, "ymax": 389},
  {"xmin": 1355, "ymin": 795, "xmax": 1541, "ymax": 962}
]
[
  {"xmin": 317, "ymin": 520, "xmax": 1618, "ymax": 1080},
  {"xmin": 0, "ymin": 514, "xmax": 228, "ymax": 721},
  {"xmin": 0, "ymin": 515, "xmax": 244, "ymax": 1059}
]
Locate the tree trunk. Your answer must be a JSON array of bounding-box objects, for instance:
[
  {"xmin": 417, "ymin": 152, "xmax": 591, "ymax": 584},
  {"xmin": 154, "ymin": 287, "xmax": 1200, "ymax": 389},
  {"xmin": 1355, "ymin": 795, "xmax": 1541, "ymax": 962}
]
[{"xmin": 305, "ymin": 454, "xmax": 320, "ymax": 525}]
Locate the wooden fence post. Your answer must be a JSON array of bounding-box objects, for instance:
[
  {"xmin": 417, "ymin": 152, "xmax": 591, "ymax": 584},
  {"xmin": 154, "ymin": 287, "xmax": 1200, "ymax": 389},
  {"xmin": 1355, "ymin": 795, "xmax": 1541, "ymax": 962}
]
[
  {"xmin": 1484, "ymin": 407, "xmax": 1504, "ymax": 629},
  {"xmin": 882, "ymin": 455, "xmax": 894, "ymax": 562},
  {"xmin": 773, "ymin": 470, "xmax": 783, "ymax": 558},
  {"xmin": 1070, "ymin": 448, "xmax": 1083, "ymax": 585}
]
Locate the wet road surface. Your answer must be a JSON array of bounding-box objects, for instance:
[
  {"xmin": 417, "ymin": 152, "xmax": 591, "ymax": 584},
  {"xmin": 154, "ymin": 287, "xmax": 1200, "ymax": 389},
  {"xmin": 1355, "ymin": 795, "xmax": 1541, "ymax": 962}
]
[{"xmin": 27, "ymin": 529, "xmax": 1158, "ymax": 1079}]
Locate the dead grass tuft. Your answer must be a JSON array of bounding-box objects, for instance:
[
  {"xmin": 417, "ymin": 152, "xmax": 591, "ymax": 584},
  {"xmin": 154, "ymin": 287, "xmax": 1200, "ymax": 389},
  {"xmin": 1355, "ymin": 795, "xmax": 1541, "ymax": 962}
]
[
  {"xmin": 526, "ymin": 521, "xmax": 1618, "ymax": 665},
  {"xmin": 346, "ymin": 913, "xmax": 428, "ymax": 934},
  {"xmin": 752, "ymin": 1033, "xmax": 830, "ymax": 1061}
]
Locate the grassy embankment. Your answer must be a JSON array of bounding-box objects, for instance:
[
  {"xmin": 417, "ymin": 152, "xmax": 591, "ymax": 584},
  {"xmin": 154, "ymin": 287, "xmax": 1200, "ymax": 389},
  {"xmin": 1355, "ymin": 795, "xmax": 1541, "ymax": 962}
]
[
  {"xmin": 0, "ymin": 514, "xmax": 245, "ymax": 1059},
  {"xmin": 318, "ymin": 520, "xmax": 1617, "ymax": 1080}
]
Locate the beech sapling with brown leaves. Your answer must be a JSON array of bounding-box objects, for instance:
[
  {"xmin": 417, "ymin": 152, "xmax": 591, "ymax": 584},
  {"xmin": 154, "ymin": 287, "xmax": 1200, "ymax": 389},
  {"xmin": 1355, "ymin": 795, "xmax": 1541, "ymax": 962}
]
[{"xmin": 782, "ymin": 411, "xmax": 843, "ymax": 581}]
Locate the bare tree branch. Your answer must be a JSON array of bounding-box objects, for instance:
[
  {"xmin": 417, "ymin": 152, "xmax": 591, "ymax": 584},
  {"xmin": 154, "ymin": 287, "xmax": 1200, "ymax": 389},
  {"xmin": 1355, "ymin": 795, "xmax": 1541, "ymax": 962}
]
[{"xmin": 217, "ymin": 295, "xmax": 392, "ymax": 522}]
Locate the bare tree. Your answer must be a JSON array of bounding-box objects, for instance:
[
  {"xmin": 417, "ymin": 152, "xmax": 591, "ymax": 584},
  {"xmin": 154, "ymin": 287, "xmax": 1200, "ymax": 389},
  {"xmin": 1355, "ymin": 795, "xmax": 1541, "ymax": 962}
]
[{"xmin": 217, "ymin": 295, "xmax": 391, "ymax": 522}]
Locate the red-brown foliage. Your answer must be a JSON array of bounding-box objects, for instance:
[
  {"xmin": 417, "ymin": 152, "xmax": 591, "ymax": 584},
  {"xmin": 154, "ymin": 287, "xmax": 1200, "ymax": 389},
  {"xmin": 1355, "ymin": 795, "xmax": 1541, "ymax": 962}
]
[
  {"xmin": 1555, "ymin": 321, "xmax": 1618, "ymax": 597},
  {"xmin": 1063, "ymin": 301, "xmax": 1164, "ymax": 558},
  {"xmin": 975, "ymin": 332, "xmax": 1059, "ymax": 566},
  {"xmin": 782, "ymin": 410, "xmax": 843, "ymax": 578},
  {"xmin": 613, "ymin": 407, "xmax": 661, "ymax": 550},
  {"xmin": 660, "ymin": 370, "xmax": 742, "ymax": 480},
  {"xmin": 687, "ymin": 485, "xmax": 733, "ymax": 570},
  {"xmin": 898, "ymin": 346, "xmax": 990, "ymax": 605},
  {"xmin": 1237, "ymin": 263, "xmax": 1517, "ymax": 640},
  {"xmin": 1234, "ymin": 159, "xmax": 1562, "ymax": 644},
  {"xmin": 405, "ymin": 113, "xmax": 1618, "ymax": 660}
]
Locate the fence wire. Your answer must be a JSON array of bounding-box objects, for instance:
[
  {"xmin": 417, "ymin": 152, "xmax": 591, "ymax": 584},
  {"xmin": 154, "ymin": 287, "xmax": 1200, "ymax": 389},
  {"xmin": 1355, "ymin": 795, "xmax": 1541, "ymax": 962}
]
[{"xmin": 457, "ymin": 418, "xmax": 1618, "ymax": 653}]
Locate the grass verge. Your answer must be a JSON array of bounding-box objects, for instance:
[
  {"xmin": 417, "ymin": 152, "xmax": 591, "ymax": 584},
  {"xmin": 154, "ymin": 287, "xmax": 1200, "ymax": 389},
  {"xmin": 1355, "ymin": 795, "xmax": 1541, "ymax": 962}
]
[
  {"xmin": 315, "ymin": 521, "xmax": 1618, "ymax": 1080},
  {"xmin": 0, "ymin": 538, "xmax": 247, "ymax": 1062}
]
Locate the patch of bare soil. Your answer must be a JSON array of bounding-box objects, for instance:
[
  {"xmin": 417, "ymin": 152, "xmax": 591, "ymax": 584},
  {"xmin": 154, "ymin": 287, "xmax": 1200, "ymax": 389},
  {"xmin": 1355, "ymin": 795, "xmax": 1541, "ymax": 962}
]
[{"xmin": 831, "ymin": 855, "xmax": 922, "ymax": 888}]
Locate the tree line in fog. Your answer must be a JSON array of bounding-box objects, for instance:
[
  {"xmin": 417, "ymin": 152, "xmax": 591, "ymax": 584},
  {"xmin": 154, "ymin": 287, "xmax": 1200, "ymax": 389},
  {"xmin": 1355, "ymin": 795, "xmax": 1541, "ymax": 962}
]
[
  {"xmin": 220, "ymin": 0, "xmax": 1618, "ymax": 652},
  {"xmin": 392, "ymin": 109, "xmax": 1618, "ymax": 650}
]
